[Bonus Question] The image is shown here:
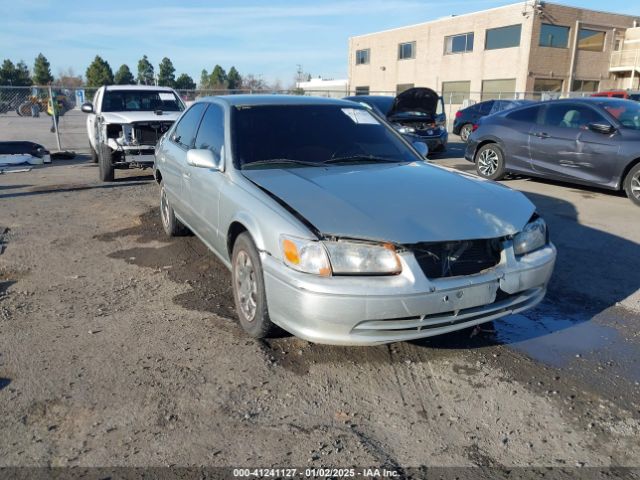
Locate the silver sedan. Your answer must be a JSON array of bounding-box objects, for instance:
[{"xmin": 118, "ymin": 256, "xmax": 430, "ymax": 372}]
[{"xmin": 153, "ymin": 95, "xmax": 556, "ymax": 345}]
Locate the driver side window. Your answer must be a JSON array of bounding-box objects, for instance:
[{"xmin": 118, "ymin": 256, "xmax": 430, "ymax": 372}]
[{"xmin": 541, "ymin": 104, "xmax": 604, "ymax": 130}]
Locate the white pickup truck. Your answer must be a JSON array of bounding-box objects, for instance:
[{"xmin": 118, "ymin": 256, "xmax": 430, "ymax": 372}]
[{"xmin": 81, "ymin": 85, "xmax": 185, "ymax": 181}]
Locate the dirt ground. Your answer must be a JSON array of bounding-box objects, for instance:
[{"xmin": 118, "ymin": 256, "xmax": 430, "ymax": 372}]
[{"xmin": 0, "ymin": 149, "xmax": 639, "ymax": 472}]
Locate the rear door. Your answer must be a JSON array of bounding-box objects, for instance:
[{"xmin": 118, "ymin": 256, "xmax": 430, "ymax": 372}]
[
  {"xmin": 160, "ymin": 103, "xmax": 207, "ymax": 222},
  {"xmin": 500, "ymin": 104, "xmax": 542, "ymax": 172},
  {"xmin": 529, "ymin": 103, "xmax": 619, "ymax": 184}
]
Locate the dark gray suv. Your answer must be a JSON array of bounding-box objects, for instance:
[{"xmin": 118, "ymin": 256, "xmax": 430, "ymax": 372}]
[{"xmin": 465, "ymin": 98, "xmax": 640, "ymax": 205}]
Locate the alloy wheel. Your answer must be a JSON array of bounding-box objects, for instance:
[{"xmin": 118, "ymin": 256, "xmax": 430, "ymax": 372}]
[
  {"xmin": 460, "ymin": 124, "xmax": 472, "ymax": 142},
  {"xmin": 160, "ymin": 187, "xmax": 171, "ymax": 230},
  {"xmin": 632, "ymin": 171, "xmax": 640, "ymax": 201},
  {"xmin": 477, "ymin": 149, "xmax": 499, "ymax": 176},
  {"xmin": 234, "ymin": 250, "xmax": 258, "ymax": 321}
]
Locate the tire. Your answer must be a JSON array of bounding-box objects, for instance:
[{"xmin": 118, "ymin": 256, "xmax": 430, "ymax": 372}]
[
  {"xmin": 98, "ymin": 143, "xmax": 115, "ymax": 182},
  {"xmin": 460, "ymin": 124, "xmax": 473, "ymax": 142},
  {"xmin": 159, "ymin": 181, "xmax": 188, "ymax": 236},
  {"xmin": 89, "ymin": 142, "xmax": 98, "ymax": 163},
  {"xmin": 475, "ymin": 143, "xmax": 506, "ymax": 181},
  {"xmin": 231, "ymin": 233, "xmax": 274, "ymax": 339},
  {"xmin": 623, "ymin": 163, "xmax": 640, "ymax": 207}
]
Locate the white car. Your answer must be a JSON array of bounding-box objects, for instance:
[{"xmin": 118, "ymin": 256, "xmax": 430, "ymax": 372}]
[{"xmin": 81, "ymin": 85, "xmax": 185, "ymax": 181}]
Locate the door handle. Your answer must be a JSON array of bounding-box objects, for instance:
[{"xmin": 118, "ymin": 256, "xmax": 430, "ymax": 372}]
[
  {"xmin": 182, "ymin": 171, "xmax": 191, "ymax": 179},
  {"xmin": 535, "ymin": 132, "xmax": 550, "ymax": 138}
]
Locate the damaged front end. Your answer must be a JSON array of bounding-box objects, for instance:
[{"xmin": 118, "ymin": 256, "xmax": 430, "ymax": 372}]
[{"xmin": 104, "ymin": 121, "xmax": 173, "ymax": 167}]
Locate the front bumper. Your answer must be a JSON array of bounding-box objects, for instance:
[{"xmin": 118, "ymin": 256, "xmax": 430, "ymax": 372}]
[
  {"xmin": 262, "ymin": 242, "xmax": 556, "ymax": 345},
  {"xmin": 415, "ymin": 130, "xmax": 448, "ymax": 152}
]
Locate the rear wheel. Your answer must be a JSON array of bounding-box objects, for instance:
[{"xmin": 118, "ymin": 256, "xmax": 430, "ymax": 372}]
[
  {"xmin": 231, "ymin": 233, "xmax": 274, "ymax": 338},
  {"xmin": 159, "ymin": 181, "xmax": 188, "ymax": 236},
  {"xmin": 624, "ymin": 163, "xmax": 640, "ymax": 207},
  {"xmin": 459, "ymin": 124, "xmax": 473, "ymax": 142},
  {"xmin": 475, "ymin": 144, "xmax": 506, "ymax": 181},
  {"xmin": 98, "ymin": 143, "xmax": 115, "ymax": 182}
]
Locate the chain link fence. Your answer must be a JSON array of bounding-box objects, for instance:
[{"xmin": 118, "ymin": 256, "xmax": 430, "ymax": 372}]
[{"xmin": 0, "ymin": 85, "xmax": 598, "ymax": 154}]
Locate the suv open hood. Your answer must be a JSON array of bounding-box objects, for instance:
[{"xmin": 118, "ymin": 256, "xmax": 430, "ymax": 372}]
[{"xmin": 388, "ymin": 87, "xmax": 440, "ymax": 118}]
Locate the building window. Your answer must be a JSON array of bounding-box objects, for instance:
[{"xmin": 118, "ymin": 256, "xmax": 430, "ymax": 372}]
[
  {"xmin": 533, "ymin": 78, "xmax": 564, "ymax": 100},
  {"xmin": 444, "ymin": 33, "xmax": 474, "ymax": 54},
  {"xmin": 396, "ymin": 83, "xmax": 414, "ymax": 94},
  {"xmin": 398, "ymin": 42, "xmax": 416, "ymax": 60},
  {"xmin": 481, "ymin": 79, "xmax": 516, "ymax": 101},
  {"xmin": 354, "ymin": 86, "xmax": 370, "ymax": 96},
  {"xmin": 572, "ymin": 79, "xmax": 599, "ymax": 92},
  {"xmin": 485, "ymin": 24, "xmax": 522, "ymax": 50},
  {"xmin": 355, "ymin": 49, "xmax": 370, "ymax": 65},
  {"xmin": 539, "ymin": 24, "xmax": 569, "ymax": 48},
  {"xmin": 578, "ymin": 29, "xmax": 606, "ymax": 52},
  {"xmin": 442, "ymin": 81, "xmax": 471, "ymax": 103}
]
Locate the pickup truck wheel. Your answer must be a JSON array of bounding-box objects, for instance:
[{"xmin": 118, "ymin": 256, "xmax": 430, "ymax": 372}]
[
  {"xmin": 232, "ymin": 233, "xmax": 275, "ymax": 338},
  {"xmin": 624, "ymin": 163, "xmax": 640, "ymax": 207},
  {"xmin": 159, "ymin": 182, "xmax": 188, "ymax": 236},
  {"xmin": 89, "ymin": 142, "xmax": 98, "ymax": 163},
  {"xmin": 475, "ymin": 144, "xmax": 506, "ymax": 181},
  {"xmin": 98, "ymin": 144, "xmax": 115, "ymax": 182}
]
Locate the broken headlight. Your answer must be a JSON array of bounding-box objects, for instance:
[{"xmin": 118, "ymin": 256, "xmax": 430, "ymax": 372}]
[
  {"xmin": 280, "ymin": 236, "xmax": 402, "ymax": 276},
  {"xmin": 513, "ymin": 217, "xmax": 547, "ymax": 255}
]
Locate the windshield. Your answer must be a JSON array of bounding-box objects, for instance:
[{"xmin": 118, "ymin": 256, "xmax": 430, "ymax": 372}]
[
  {"xmin": 102, "ymin": 90, "xmax": 184, "ymax": 112},
  {"xmin": 232, "ymin": 104, "xmax": 419, "ymax": 169},
  {"xmin": 596, "ymin": 99, "xmax": 640, "ymax": 130}
]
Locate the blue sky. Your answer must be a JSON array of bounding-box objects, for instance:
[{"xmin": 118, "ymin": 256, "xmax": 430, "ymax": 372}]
[{"xmin": 1, "ymin": 0, "xmax": 639, "ymax": 85}]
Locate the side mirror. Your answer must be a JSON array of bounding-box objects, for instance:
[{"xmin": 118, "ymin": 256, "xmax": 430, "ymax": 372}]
[
  {"xmin": 186, "ymin": 148, "xmax": 222, "ymax": 170},
  {"xmin": 81, "ymin": 102, "xmax": 94, "ymax": 113},
  {"xmin": 412, "ymin": 141, "xmax": 429, "ymax": 158},
  {"xmin": 588, "ymin": 122, "xmax": 616, "ymax": 135}
]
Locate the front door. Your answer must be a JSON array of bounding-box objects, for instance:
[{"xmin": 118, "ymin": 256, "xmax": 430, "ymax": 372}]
[{"xmin": 529, "ymin": 102, "xmax": 619, "ymax": 184}]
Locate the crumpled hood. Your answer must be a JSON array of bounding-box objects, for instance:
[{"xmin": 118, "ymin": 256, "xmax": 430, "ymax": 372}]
[
  {"xmin": 243, "ymin": 162, "xmax": 535, "ymax": 244},
  {"xmin": 101, "ymin": 111, "xmax": 181, "ymax": 124},
  {"xmin": 388, "ymin": 87, "xmax": 439, "ymax": 118}
]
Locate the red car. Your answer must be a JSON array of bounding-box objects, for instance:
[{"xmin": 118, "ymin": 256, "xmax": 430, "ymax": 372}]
[{"xmin": 591, "ymin": 90, "xmax": 640, "ymax": 101}]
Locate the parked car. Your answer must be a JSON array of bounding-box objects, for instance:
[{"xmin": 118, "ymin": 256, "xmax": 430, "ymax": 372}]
[
  {"xmin": 344, "ymin": 87, "xmax": 448, "ymax": 154},
  {"xmin": 465, "ymin": 97, "xmax": 640, "ymax": 206},
  {"xmin": 154, "ymin": 95, "xmax": 556, "ymax": 345},
  {"xmin": 453, "ymin": 100, "xmax": 533, "ymax": 142},
  {"xmin": 591, "ymin": 90, "xmax": 640, "ymax": 101},
  {"xmin": 81, "ymin": 85, "xmax": 185, "ymax": 181}
]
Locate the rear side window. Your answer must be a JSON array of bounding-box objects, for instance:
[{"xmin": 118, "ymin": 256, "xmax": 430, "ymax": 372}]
[
  {"xmin": 171, "ymin": 103, "xmax": 207, "ymax": 149},
  {"xmin": 506, "ymin": 105, "xmax": 542, "ymax": 123},
  {"xmin": 194, "ymin": 104, "xmax": 225, "ymax": 159},
  {"xmin": 478, "ymin": 101, "xmax": 495, "ymax": 115}
]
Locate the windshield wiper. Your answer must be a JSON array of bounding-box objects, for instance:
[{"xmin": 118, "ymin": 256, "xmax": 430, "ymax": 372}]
[
  {"xmin": 242, "ymin": 158, "xmax": 321, "ymax": 169},
  {"xmin": 321, "ymin": 155, "xmax": 399, "ymax": 165}
]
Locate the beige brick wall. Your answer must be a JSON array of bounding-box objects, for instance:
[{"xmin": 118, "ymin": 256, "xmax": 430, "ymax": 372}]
[{"xmin": 348, "ymin": 1, "xmax": 639, "ymax": 96}]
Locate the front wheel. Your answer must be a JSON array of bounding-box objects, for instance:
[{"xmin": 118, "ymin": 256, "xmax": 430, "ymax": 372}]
[
  {"xmin": 159, "ymin": 181, "xmax": 188, "ymax": 236},
  {"xmin": 475, "ymin": 144, "xmax": 506, "ymax": 181},
  {"xmin": 231, "ymin": 233, "xmax": 275, "ymax": 338},
  {"xmin": 624, "ymin": 163, "xmax": 640, "ymax": 207},
  {"xmin": 459, "ymin": 124, "xmax": 473, "ymax": 142},
  {"xmin": 98, "ymin": 143, "xmax": 115, "ymax": 182}
]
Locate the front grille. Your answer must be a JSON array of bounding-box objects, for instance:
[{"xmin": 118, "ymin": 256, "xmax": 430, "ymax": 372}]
[
  {"xmin": 410, "ymin": 239, "xmax": 501, "ymax": 279},
  {"xmin": 133, "ymin": 122, "xmax": 173, "ymax": 145}
]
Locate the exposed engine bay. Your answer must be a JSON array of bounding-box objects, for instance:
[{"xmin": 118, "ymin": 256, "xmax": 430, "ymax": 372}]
[{"xmin": 104, "ymin": 121, "xmax": 174, "ymax": 165}]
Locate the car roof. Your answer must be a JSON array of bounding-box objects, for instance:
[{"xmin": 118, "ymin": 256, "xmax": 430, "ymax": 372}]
[
  {"xmin": 104, "ymin": 85, "xmax": 176, "ymax": 92},
  {"xmin": 198, "ymin": 94, "xmax": 361, "ymax": 108}
]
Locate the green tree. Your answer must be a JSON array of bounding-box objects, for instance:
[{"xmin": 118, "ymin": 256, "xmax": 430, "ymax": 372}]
[
  {"xmin": 175, "ymin": 73, "xmax": 196, "ymax": 90},
  {"xmin": 227, "ymin": 66, "xmax": 242, "ymax": 90},
  {"xmin": 199, "ymin": 69, "xmax": 210, "ymax": 89},
  {"xmin": 209, "ymin": 64, "xmax": 227, "ymax": 89},
  {"xmin": 137, "ymin": 55, "xmax": 154, "ymax": 85},
  {"xmin": 33, "ymin": 53, "xmax": 53, "ymax": 85},
  {"xmin": 0, "ymin": 59, "xmax": 16, "ymax": 85},
  {"xmin": 14, "ymin": 61, "xmax": 33, "ymax": 86},
  {"xmin": 114, "ymin": 64, "xmax": 135, "ymax": 85},
  {"xmin": 157, "ymin": 57, "xmax": 176, "ymax": 87},
  {"xmin": 85, "ymin": 55, "xmax": 114, "ymax": 87}
]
